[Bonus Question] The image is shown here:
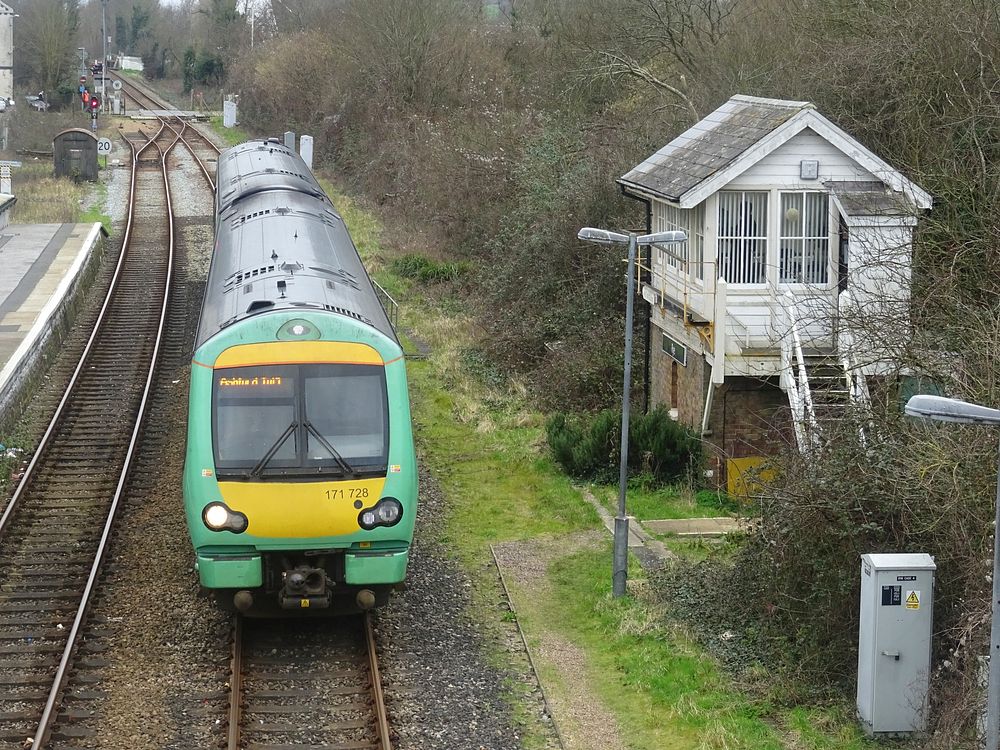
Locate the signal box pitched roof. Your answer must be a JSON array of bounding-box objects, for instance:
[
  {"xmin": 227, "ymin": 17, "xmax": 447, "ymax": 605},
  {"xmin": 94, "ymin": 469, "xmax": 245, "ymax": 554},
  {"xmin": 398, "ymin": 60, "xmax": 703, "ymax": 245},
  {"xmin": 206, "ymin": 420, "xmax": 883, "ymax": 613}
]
[{"xmin": 619, "ymin": 94, "xmax": 931, "ymax": 211}]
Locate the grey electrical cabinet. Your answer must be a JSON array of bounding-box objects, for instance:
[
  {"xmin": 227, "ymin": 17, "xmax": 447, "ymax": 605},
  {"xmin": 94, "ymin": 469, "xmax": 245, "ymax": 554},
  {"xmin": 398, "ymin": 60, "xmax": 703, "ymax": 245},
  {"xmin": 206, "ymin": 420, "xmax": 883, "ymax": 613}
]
[{"xmin": 857, "ymin": 553, "xmax": 936, "ymax": 735}]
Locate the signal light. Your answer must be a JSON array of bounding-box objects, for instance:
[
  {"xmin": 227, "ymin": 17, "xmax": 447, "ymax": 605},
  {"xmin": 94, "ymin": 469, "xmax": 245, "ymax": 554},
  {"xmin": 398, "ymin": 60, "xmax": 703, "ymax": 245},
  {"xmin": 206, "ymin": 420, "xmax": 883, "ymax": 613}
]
[{"xmin": 89, "ymin": 96, "xmax": 101, "ymax": 110}]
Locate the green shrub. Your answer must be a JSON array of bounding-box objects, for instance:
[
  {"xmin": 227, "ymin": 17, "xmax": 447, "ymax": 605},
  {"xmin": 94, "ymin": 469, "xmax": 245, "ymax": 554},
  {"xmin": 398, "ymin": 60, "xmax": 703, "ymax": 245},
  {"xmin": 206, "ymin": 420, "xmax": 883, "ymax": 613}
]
[
  {"xmin": 547, "ymin": 407, "xmax": 702, "ymax": 485},
  {"xmin": 390, "ymin": 254, "xmax": 470, "ymax": 283},
  {"xmin": 631, "ymin": 407, "xmax": 703, "ymax": 483}
]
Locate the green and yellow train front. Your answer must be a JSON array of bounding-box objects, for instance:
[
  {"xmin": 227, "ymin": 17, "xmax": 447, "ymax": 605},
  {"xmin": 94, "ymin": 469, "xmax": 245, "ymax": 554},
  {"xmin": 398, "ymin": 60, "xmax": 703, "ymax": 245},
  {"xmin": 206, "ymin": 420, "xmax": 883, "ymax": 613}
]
[{"xmin": 183, "ymin": 312, "xmax": 416, "ymax": 614}]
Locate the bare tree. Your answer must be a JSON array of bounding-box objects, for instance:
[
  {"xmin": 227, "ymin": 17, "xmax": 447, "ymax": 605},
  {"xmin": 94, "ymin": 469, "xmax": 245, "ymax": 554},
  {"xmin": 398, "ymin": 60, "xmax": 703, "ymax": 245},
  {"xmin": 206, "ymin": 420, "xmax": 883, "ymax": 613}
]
[
  {"xmin": 339, "ymin": 0, "xmax": 476, "ymax": 109},
  {"xmin": 15, "ymin": 0, "xmax": 80, "ymax": 92}
]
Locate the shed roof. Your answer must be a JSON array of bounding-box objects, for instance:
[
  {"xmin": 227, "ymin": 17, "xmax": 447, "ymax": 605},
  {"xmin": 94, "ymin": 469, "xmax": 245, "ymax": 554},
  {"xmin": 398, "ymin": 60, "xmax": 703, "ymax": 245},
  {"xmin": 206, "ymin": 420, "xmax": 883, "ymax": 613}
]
[
  {"xmin": 53, "ymin": 128, "xmax": 98, "ymax": 143},
  {"xmin": 619, "ymin": 94, "xmax": 932, "ymax": 212}
]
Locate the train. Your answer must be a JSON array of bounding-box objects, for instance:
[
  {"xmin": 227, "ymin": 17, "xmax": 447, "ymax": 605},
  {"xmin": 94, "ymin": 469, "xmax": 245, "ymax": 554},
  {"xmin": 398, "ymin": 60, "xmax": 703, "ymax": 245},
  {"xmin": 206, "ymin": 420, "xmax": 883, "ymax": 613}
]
[{"xmin": 182, "ymin": 139, "xmax": 417, "ymax": 615}]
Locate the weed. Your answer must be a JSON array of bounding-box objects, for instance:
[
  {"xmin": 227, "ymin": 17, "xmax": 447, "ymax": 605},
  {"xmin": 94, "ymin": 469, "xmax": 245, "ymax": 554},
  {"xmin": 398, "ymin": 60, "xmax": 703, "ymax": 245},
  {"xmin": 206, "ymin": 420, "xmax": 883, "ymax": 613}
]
[{"xmin": 391, "ymin": 253, "xmax": 470, "ymax": 283}]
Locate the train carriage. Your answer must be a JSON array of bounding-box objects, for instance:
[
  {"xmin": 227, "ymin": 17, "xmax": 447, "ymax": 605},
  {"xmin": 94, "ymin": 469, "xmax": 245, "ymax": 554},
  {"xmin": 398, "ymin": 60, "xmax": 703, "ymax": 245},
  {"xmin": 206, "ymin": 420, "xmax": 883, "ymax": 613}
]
[{"xmin": 183, "ymin": 140, "xmax": 417, "ymax": 615}]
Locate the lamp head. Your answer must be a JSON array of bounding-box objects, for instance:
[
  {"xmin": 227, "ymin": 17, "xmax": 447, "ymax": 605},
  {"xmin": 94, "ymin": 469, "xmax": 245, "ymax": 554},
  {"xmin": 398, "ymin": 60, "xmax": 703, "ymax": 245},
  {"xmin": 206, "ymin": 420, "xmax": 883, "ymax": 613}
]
[
  {"xmin": 905, "ymin": 395, "xmax": 1000, "ymax": 425},
  {"xmin": 577, "ymin": 227, "xmax": 630, "ymax": 245},
  {"xmin": 637, "ymin": 230, "xmax": 687, "ymax": 245}
]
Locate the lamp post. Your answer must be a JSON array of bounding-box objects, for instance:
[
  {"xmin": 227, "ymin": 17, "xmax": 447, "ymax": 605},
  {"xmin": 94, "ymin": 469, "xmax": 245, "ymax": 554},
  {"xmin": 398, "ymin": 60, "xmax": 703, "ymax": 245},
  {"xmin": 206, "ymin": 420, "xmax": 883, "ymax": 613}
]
[
  {"xmin": 905, "ymin": 394, "xmax": 1000, "ymax": 749},
  {"xmin": 578, "ymin": 226, "xmax": 687, "ymax": 597},
  {"xmin": 101, "ymin": 0, "xmax": 108, "ymax": 90}
]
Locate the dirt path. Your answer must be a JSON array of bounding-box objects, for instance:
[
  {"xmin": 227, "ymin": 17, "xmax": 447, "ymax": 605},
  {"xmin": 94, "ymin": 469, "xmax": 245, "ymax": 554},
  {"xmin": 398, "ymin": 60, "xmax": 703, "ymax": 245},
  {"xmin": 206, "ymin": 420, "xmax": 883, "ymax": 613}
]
[{"xmin": 494, "ymin": 531, "xmax": 628, "ymax": 750}]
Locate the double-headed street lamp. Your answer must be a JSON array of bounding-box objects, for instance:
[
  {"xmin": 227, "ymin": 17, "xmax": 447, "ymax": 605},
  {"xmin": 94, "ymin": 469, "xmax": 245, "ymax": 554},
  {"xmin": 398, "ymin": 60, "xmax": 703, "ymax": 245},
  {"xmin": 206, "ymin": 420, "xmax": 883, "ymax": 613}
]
[
  {"xmin": 905, "ymin": 394, "xmax": 1000, "ymax": 749},
  {"xmin": 578, "ymin": 226, "xmax": 687, "ymax": 598}
]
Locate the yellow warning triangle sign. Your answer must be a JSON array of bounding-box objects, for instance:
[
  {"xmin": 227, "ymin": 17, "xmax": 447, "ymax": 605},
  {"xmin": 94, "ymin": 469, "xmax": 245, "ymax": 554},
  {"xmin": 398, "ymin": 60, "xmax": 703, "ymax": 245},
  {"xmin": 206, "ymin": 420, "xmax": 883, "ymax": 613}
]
[{"xmin": 906, "ymin": 591, "xmax": 919, "ymax": 605}]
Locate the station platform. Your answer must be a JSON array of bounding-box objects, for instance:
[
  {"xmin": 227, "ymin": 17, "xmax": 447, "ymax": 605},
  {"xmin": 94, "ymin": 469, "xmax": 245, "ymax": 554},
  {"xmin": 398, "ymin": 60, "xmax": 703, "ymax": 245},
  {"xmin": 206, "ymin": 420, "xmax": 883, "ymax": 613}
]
[{"xmin": 0, "ymin": 220, "xmax": 106, "ymax": 422}]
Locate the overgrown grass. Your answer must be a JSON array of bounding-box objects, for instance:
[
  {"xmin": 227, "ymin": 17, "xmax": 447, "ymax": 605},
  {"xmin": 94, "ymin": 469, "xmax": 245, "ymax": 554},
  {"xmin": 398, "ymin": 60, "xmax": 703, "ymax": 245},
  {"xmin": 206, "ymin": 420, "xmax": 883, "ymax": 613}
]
[
  {"xmin": 78, "ymin": 178, "xmax": 111, "ymax": 233},
  {"xmin": 408, "ymin": 355, "xmax": 597, "ymax": 563},
  {"xmin": 545, "ymin": 549, "xmax": 781, "ymax": 748},
  {"xmin": 528, "ymin": 550, "xmax": 875, "ymax": 750},
  {"xmin": 208, "ymin": 116, "xmax": 253, "ymax": 147},
  {"xmin": 9, "ymin": 163, "xmax": 87, "ymax": 224},
  {"xmin": 318, "ymin": 182, "xmax": 383, "ymax": 267},
  {"xmin": 591, "ymin": 481, "xmax": 741, "ymax": 521}
]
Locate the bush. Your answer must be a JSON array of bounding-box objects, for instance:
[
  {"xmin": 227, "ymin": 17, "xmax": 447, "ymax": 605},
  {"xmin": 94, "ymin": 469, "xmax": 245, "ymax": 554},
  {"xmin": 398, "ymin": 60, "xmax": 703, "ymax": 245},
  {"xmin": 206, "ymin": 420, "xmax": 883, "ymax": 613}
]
[
  {"xmin": 631, "ymin": 407, "xmax": 703, "ymax": 483},
  {"xmin": 547, "ymin": 410, "xmax": 619, "ymax": 482},
  {"xmin": 547, "ymin": 407, "xmax": 702, "ymax": 485},
  {"xmin": 390, "ymin": 254, "xmax": 470, "ymax": 283}
]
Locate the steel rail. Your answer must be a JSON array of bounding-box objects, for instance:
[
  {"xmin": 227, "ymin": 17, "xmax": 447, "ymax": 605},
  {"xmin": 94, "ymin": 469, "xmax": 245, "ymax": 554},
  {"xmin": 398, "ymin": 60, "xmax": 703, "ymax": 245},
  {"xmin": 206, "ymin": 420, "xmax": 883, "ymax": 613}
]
[
  {"xmin": 226, "ymin": 615, "xmax": 244, "ymax": 750},
  {"xmin": 166, "ymin": 118, "xmax": 219, "ymax": 191},
  {"xmin": 29, "ymin": 123, "xmax": 181, "ymax": 750},
  {"xmin": 0, "ymin": 118, "xmax": 168, "ymax": 538},
  {"xmin": 365, "ymin": 612, "xmax": 393, "ymax": 750},
  {"xmin": 111, "ymin": 74, "xmax": 219, "ymax": 192},
  {"xmin": 227, "ymin": 614, "xmax": 393, "ymax": 750}
]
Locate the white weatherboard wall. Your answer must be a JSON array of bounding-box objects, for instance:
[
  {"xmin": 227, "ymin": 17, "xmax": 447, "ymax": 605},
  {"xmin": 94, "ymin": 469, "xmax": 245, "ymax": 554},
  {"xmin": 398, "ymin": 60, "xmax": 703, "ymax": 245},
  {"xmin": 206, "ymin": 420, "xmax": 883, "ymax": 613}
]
[
  {"xmin": 0, "ymin": 3, "xmax": 12, "ymax": 102},
  {"xmin": 703, "ymin": 128, "xmax": 882, "ymax": 351},
  {"xmin": 729, "ymin": 129, "xmax": 877, "ymax": 187},
  {"xmin": 840, "ymin": 222, "xmax": 914, "ymax": 373}
]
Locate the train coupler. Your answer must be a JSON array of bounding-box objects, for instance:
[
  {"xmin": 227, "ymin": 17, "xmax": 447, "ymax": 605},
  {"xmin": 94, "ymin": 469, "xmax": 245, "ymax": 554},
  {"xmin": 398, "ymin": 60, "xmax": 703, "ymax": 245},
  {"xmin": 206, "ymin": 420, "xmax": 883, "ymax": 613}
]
[{"xmin": 278, "ymin": 566, "xmax": 332, "ymax": 610}]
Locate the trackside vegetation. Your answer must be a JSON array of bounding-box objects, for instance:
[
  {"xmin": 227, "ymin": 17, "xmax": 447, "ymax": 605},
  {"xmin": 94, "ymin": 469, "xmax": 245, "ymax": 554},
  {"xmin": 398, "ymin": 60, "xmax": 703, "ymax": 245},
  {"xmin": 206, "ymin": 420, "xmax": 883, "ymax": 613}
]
[
  {"xmin": 15, "ymin": 0, "xmax": 1000, "ymax": 742},
  {"xmin": 328, "ymin": 183, "xmax": 874, "ymax": 749},
  {"xmin": 546, "ymin": 407, "xmax": 702, "ymax": 485}
]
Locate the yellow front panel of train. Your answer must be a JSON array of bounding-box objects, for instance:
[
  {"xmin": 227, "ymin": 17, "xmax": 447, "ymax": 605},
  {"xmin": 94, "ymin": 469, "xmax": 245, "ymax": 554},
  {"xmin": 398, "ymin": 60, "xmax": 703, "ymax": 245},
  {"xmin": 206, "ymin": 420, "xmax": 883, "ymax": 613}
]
[
  {"xmin": 212, "ymin": 341, "xmax": 384, "ymax": 368},
  {"xmin": 218, "ymin": 477, "xmax": 386, "ymax": 538}
]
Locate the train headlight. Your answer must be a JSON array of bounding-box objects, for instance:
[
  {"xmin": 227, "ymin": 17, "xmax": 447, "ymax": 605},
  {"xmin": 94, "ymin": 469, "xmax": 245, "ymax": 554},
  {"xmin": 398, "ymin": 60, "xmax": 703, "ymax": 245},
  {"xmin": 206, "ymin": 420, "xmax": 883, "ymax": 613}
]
[
  {"xmin": 358, "ymin": 498, "xmax": 403, "ymax": 530},
  {"xmin": 202, "ymin": 502, "xmax": 249, "ymax": 533}
]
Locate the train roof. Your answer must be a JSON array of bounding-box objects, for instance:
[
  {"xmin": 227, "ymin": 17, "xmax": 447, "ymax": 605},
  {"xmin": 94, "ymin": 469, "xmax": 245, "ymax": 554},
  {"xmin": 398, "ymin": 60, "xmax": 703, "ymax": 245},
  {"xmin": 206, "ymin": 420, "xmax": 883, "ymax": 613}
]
[
  {"xmin": 215, "ymin": 139, "xmax": 327, "ymax": 213},
  {"xmin": 196, "ymin": 144, "xmax": 395, "ymax": 349}
]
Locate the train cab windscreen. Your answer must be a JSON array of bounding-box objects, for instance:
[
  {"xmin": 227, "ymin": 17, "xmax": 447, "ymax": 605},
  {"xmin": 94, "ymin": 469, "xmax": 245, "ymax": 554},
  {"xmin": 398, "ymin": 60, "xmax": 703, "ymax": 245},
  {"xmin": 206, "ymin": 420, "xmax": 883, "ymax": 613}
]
[{"xmin": 212, "ymin": 363, "xmax": 389, "ymax": 478}]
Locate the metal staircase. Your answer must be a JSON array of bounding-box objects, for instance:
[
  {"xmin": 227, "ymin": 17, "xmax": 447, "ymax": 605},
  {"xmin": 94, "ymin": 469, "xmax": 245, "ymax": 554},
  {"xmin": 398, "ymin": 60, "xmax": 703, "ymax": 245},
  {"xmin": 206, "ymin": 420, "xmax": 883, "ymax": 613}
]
[{"xmin": 778, "ymin": 292, "xmax": 870, "ymax": 452}]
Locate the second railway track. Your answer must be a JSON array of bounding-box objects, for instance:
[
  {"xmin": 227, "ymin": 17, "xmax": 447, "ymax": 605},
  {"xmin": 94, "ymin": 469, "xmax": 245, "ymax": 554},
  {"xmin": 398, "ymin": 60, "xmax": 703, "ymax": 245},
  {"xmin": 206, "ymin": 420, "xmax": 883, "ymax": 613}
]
[{"xmin": 0, "ymin": 119, "xmax": 179, "ymax": 750}]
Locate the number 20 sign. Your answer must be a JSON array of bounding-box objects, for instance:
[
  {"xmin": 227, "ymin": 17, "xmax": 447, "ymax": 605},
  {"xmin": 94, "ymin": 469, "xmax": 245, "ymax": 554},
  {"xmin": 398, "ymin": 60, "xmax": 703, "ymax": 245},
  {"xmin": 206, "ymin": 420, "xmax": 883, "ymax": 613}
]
[{"xmin": 97, "ymin": 137, "xmax": 112, "ymax": 155}]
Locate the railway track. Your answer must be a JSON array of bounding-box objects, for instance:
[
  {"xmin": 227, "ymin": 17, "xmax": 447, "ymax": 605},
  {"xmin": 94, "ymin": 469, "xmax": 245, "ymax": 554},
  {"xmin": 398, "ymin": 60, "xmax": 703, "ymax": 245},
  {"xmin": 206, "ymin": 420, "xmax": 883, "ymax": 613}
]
[
  {"xmin": 228, "ymin": 613, "xmax": 392, "ymax": 750},
  {"xmin": 0, "ymin": 119, "xmax": 179, "ymax": 749},
  {"xmin": 110, "ymin": 73, "xmax": 221, "ymax": 186}
]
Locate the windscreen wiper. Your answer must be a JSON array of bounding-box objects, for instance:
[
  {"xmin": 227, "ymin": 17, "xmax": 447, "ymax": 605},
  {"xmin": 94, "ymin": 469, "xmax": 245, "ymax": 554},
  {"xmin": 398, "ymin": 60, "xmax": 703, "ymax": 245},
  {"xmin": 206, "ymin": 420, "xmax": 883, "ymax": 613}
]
[
  {"xmin": 248, "ymin": 421, "xmax": 297, "ymax": 479},
  {"xmin": 303, "ymin": 420, "xmax": 357, "ymax": 477}
]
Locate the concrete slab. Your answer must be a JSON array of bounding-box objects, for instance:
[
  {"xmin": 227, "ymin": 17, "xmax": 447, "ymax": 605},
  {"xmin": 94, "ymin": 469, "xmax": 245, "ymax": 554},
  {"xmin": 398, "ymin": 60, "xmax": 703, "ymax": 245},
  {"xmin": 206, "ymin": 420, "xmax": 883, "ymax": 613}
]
[
  {"xmin": 0, "ymin": 222, "xmax": 105, "ymax": 419},
  {"xmin": 643, "ymin": 517, "xmax": 744, "ymax": 536},
  {"xmin": 130, "ymin": 109, "xmax": 210, "ymax": 120}
]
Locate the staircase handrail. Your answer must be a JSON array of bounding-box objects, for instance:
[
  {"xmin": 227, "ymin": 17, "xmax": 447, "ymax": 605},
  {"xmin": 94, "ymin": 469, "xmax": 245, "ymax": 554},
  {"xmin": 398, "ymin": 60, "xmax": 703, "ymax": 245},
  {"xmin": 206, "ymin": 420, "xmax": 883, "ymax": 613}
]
[
  {"xmin": 778, "ymin": 295, "xmax": 808, "ymax": 452},
  {"xmin": 727, "ymin": 311, "xmax": 751, "ymax": 350},
  {"xmin": 784, "ymin": 292, "xmax": 819, "ymax": 441}
]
